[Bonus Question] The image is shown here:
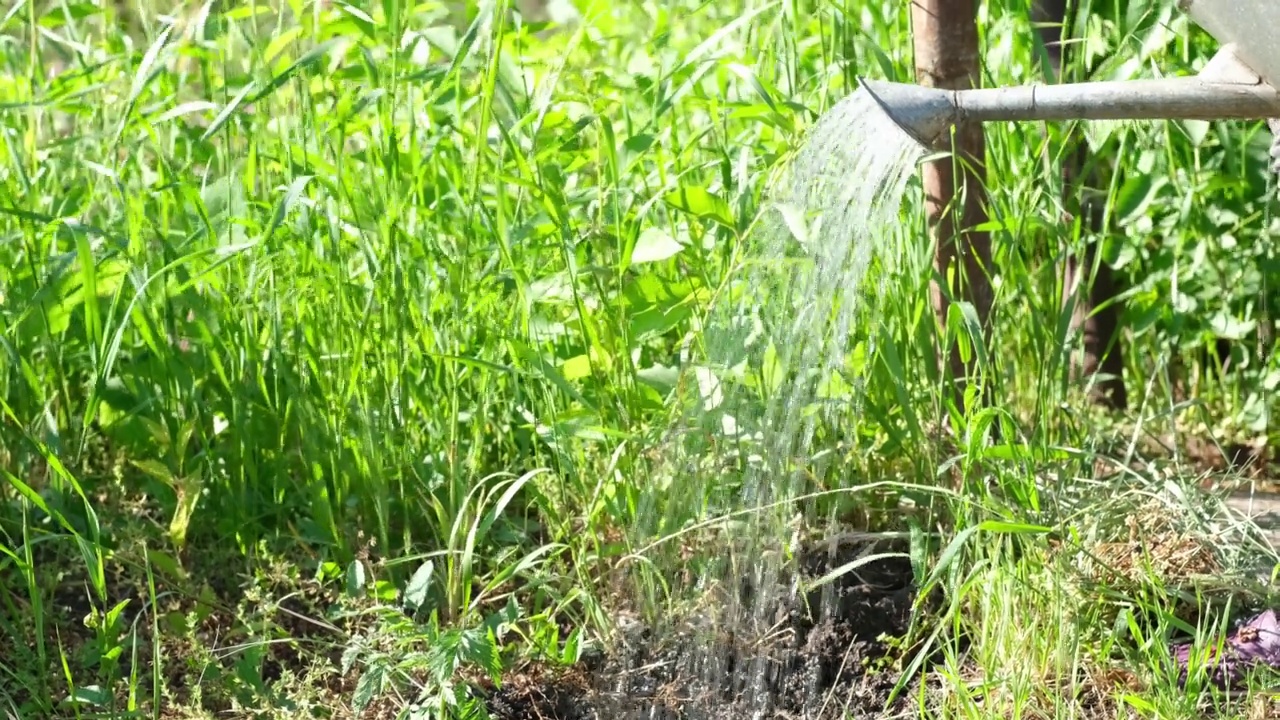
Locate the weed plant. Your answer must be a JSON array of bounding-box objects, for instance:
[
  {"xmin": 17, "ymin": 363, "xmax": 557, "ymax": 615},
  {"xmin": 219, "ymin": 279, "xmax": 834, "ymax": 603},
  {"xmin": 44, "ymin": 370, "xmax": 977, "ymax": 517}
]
[{"xmin": 3, "ymin": 0, "xmax": 1280, "ymax": 718}]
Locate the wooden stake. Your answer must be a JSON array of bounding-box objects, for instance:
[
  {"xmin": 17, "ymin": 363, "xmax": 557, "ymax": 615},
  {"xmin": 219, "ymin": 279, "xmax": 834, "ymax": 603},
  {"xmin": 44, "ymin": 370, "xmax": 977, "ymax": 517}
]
[{"xmin": 911, "ymin": 0, "xmax": 994, "ymax": 412}]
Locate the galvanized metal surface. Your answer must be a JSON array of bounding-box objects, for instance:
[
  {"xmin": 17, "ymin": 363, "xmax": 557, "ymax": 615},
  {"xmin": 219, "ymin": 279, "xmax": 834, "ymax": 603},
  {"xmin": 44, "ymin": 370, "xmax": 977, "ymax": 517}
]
[
  {"xmin": 860, "ymin": 48, "xmax": 1280, "ymax": 149},
  {"xmin": 859, "ymin": 0, "xmax": 1280, "ymax": 150},
  {"xmin": 1182, "ymin": 0, "xmax": 1280, "ymax": 90}
]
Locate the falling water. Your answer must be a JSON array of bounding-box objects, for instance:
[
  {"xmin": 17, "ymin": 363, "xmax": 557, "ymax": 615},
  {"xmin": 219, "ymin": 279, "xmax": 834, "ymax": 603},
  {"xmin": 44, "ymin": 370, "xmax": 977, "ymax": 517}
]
[
  {"xmin": 617, "ymin": 86, "xmax": 928, "ymax": 717},
  {"xmin": 706, "ymin": 84, "xmax": 928, "ymax": 511}
]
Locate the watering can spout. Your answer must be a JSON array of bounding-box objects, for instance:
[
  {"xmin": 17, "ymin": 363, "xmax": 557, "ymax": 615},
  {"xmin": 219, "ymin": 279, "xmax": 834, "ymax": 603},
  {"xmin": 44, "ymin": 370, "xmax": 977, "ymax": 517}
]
[
  {"xmin": 860, "ymin": 80, "xmax": 959, "ymax": 149},
  {"xmin": 861, "ymin": 44, "xmax": 1280, "ymax": 150},
  {"xmin": 861, "ymin": 0, "xmax": 1280, "ymax": 149}
]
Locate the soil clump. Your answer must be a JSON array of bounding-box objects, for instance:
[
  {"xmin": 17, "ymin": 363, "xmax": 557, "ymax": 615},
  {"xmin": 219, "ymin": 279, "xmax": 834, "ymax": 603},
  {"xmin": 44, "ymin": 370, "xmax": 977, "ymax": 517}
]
[{"xmin": 484, "ymin": 533, "xmax": 931, "ymax": 719}]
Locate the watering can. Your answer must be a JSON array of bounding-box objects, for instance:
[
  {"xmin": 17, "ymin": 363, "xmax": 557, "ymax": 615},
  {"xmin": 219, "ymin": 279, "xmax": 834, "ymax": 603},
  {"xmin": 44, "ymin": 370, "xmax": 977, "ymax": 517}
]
[{"xmin": 862, "ymin": 0, "xmax": 1280, "ymax": 150}]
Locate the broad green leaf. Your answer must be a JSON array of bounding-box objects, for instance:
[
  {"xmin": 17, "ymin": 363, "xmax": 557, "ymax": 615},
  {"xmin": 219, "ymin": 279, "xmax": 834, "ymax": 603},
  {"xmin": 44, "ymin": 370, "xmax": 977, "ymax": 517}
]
[
  {"xmin": 621, "ymin": 133, "xmax": 655, "ymax": 170},
  {"xmin": 66, "ymin": 686, "xmax": 110, "ymax": 706},
  {"xmin": 373, "ymin": 580, "xmax": 397, "ymax": 602},
  {"xmin": 353, "ymin": 663, "xmax": 385, "ymax": 713},
  {"xmin": 404, "ymin": 560, "xmax": 434, "ymax": 611},
  {"xmin": 261, "ymin": 174, "xmax": 315, "ymax": 243},
  {"xmin": 561, "ymin": 354, "xmax": 593, "ymax": 380},
  {"xmin": 663, "ymin": 185, "xmax": 734, "ymax": 229},
  {"xmin": 459, "ymin": 626, "xmax": 502, "ymax": 677},
  {"xmin": 39, "ymin": 3, "xmax": 100, "ymax": 27},
  {"xmin": 636, "ymin": 364, "xmax": 679, "ymax": 391},
  {"xmin": 105, "ymin": 598, "xmax": 131, "ymax": 628},
  {"xmin": 694, "ymin": 366, "xmax": 723, "ymax": 410},
  {"xmin": 1180, "ymin": 119, "xmax": 1210, "ymax": 147},
  {"xmin": 1114, "ymin": 173, "xmax": 1163, "ymax": 227},
  {"xmin": 146, "ymin": 549, "xmax": 187, "ymax": 581},
  {"xmin": 131, "ymin": 459, "xmax": 175, "ymax": 484},
  {"xmin": 776, "ymin": 203, "xmax": 810, "ymax": 247},
  {"xmin": 346, "ymin": 560, "xmax": 368, "ymax": 597},
  {"xmin": 630, "ymin": 228, "xmax": 685, "ymax": 265},
  {"xmin": 629, "ymin": 297, "xmax": 695, "ymax": 340},
  {"xmin": 168, "ymin": 472, "xmax": 203, "ymax": 550},
  {"xmin": 562, "ymin": 626, "xmax": 582, "ymax": 664},
  {"xmin": 1102, "ymin": 236, "xmax": 1140, "ymax": 270},
  {"xmin": 1210, "ymin": 311, "xmax": 1255, "ymax": 340}
]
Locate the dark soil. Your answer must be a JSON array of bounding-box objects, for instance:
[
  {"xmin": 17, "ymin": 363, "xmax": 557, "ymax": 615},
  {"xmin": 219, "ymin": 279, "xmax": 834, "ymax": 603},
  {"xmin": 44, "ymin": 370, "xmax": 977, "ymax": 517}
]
[{"xmin": 484, "ymin": 532, "xmax": 933, "ymax": 720}]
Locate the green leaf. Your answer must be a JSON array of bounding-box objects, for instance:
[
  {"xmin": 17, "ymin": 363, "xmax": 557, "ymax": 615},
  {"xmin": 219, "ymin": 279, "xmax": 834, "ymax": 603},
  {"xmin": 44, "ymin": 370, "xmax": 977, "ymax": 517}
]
[
  {"xmin": 630, "ymin": 228, "xmax": 685, "ymax": 265},
  {"xmin": 922, "ymin": 524, "xmax": 980, "ymax": 590},
  {"xmin": 976, "ymin": 520, "xmax": 1051, "ymax": 534},
  {"xmin": 168, "ymin": 472, "xmax": 203, "ymax": 550},
  {"xmin": 560, "ymin": 353, "xmax": 594, "ymax": 381},
  {"xmin": 201, "ymin": 82, "xmax": 258, "ymax": 142},
  {"xmin": 146, "ymin": 549, "xmax": 187, "ymax": 582},
  {"xmin": 804, "ymin": 552, "xmax": 912, "ymax": 593},
  {"xmin": 346, "ymin": 560, "xmax": 368, "ymax": 597},
  {"xmin": 1210, "ymin": 312, "xmax": 1255, "ymax": 340},
  {"xmin": 353, "ymin": 663, "xmax": 385, "ymax": 714},
  {"xmin": 117, "ymin": 23, "xmax": 174, "ymax": 142},
  {"xmin": 663, "ymin": 185, "xmax": 734, "ymax": 229},
  {"xmin": 459, "ymin": 626, "xmax": 502, "ymax": 677},
  {"xmin": 1114, "ymin": 173, "xmax": 1164, "ymax": 227},
  {"xmin": 262, "ymin": 174, "xmax": 315, "ymax": 244},
  {"xmin": 373, "ymin": 580, "xmax": 397, "ymax": 602},
  {"xmin": 249, "ymin": 39, "xmax": 343, "ymax": 104},
  {"xmin": 725, "ymin": 62, "xmax": 778, "ymax": 114},
  {"xmin": 336, "ymin": 2, "xmax": 379, "ymax": 40},
  {"xmin": 636, "ymin": 364, "xmax": 679, "ymax": 391},
  {"xmin": 131, "ymin": 459, "xmax": 175, "ymax": 485},
  {"xmin": 761, "ymin": 342, "xmax": 784, "ymax": 395},
  {"xmin": 105, "ymin": 598, "xmax": 131, "ymax": 630},
  {"xmin": 1180, "ymin": 119, "xmax": 1210, "ymax": 147},
  {"xmin": 562, "ymin": 626, "xmax": 582, "ymax": 664},
  {"xmin": 776, "ymin": 203, "xmax": 810, "ymax": 247},
  {"xmin": 39, "ymin": 3, "xmax": 100, "ymax": 27},
  {"xmin": 1102, "ymin": 236, "xmax": 1140, "ymax": 270},
  {"xmin": 621, "ymin": 133, "xmax": 655, "ymax": 170},
  {"xmin": 509, "ymin": 340, "xmax": 597, "ymax": 411},
  {"xmin": 629, "ymin": 298, "xmax": 694, "ymax": 340},
  {"xmin": 65, "ymin": 685, "xmax": 110, "ymax": 707},
  {"xmin": 3, "ymin": 470, "xmax": 77, "ymax": 536},
  {"xmin": 404, "ymin": 560, "xmax": 434, "ymax": 611}
]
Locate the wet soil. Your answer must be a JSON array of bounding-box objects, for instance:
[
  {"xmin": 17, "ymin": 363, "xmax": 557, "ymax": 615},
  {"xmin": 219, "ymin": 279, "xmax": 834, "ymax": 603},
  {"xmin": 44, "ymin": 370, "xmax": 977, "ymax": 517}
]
[{"xmin": 484, "ymin": 532, "xmax": 931, "ymax": 720}]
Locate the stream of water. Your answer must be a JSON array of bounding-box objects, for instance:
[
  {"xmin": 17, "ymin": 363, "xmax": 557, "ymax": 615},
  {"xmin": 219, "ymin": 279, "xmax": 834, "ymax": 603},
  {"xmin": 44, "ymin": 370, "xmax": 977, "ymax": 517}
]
[{"xmin": 628, "ymin": 85, "xmax": 929, "ymax": 717}]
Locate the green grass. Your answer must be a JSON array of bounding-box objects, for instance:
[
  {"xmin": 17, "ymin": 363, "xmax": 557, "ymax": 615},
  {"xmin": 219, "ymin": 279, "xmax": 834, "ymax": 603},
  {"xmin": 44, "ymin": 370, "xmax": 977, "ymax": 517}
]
[{"xmin": 4, "ymin": 0, "xmax": 1280, "ymax": 717}]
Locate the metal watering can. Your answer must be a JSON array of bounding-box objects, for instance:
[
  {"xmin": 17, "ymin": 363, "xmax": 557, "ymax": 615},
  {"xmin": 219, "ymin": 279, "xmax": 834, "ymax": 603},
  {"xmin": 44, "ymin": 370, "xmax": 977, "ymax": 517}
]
[{"xmin": 863, "ymin": 0, "xmax": 1280, "ymax": 150}]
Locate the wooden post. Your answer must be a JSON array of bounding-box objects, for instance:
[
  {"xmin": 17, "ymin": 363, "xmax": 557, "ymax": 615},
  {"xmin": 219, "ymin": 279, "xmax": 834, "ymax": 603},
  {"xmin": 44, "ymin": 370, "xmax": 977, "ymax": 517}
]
[{"xmin": 911, "ymin": 0, "xmax": 994, "ymax": 411}]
